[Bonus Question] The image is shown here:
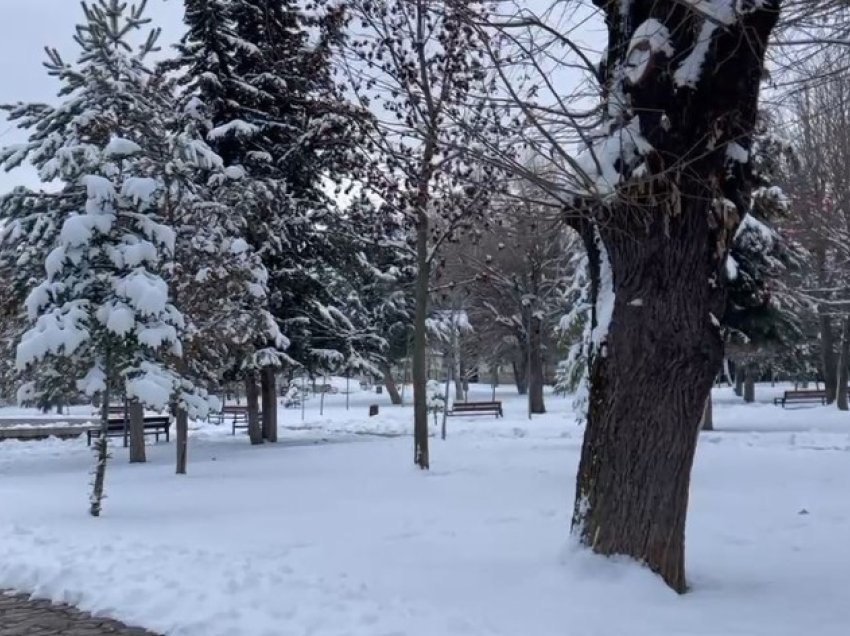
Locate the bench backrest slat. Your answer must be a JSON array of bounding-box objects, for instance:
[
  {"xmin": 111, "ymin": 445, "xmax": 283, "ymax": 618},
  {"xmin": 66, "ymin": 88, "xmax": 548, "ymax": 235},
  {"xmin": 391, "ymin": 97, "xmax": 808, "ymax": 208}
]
[
  {"xmin": 453, "ymin": 404, "xmax": 499, "ymax": 409},
  {"xmin": 454, "ymin": 402, "xmax": 501, "ymax": 407},
  {"xmin": 784, "ymin": 391, "xmax": 825, "ymax": 398}
]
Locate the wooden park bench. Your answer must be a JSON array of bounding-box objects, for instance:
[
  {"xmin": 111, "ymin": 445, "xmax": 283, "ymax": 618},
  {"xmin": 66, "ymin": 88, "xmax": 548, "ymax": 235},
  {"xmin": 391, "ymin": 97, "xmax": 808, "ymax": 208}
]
[
  {"xmin": 208, "ymin": 405, "xmax": 261, "ymax": 435},
  {"xmin": 86, "ymin": 408, "xmax": 171, "ymax": 447},
  {"xmin": 446, "ymin": 401, "xmax": 503, "ymax": 419},
  {"xmin": 773, "ymin": 390, "xmax": 828, "ymax": 408}
]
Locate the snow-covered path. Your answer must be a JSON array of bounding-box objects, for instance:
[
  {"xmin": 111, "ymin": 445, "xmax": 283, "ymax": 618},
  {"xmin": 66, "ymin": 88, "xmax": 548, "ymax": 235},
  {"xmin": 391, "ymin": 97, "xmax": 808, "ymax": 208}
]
[{"xmin": 1, "ymin": 386, "xmax": 849, "ymax": 636}]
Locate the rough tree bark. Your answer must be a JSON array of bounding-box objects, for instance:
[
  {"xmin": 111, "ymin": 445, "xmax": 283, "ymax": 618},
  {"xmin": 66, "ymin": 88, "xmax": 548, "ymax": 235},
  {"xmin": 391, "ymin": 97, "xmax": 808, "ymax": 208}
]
[
  {"xmin": 571, "ymin": 0, "xmax": 778, "ymax": 594},
  {"xmin": 381, "ymin": 362, "xmax": 403, "ymax": 405},
  {"xmin": 261, "ymin": 367, "xmax": 278, "ymax": 442},
  {"xmin": 836, "ymin": 317, "xmax": 850, "ymax": 411},
  {"xmin": 245, "ymin": 371, "xmax": 263, "ymax": 445},
  {"xmin": 743, "ymin": 366, "xmax": 756, "ymax": 403},
  {"xmin": 128, "ymin": 400, "xmax": 146, "ymax": 463},
  {"xmin": 528, "ymin": 315, "xmax": 546, "ymax": 414},
  {"xmin": 175, "ymin": 407, "xmax": 188, "ymax": 475}
]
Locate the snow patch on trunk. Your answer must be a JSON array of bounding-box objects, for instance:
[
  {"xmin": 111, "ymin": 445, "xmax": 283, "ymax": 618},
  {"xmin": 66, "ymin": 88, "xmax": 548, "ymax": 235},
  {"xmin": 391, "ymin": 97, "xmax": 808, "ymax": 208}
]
[{"xmin": 592, "ymin": 241, "xmax": 615, "ymax": 357}]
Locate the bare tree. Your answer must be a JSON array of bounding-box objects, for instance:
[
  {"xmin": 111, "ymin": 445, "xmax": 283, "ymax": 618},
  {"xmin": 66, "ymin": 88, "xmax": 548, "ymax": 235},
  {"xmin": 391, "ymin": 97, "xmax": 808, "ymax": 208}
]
[
  {"xmin": 785, "ymin": 55, "xmax": 850, "ymax": 406},
  {"xmin": 345, "ymin": 0, "xmax": 504, "ymax": 469},
  {"xmin": 450, "ymin": 181, "xmax": 572, "ymax": 413}
]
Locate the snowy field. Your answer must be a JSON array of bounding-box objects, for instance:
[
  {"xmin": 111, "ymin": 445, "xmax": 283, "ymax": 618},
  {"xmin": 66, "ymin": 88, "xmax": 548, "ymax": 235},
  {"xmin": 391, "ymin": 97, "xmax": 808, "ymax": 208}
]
[{"xmin": 1, "ymin": 384, "xmax": 849, "ymax": 636}]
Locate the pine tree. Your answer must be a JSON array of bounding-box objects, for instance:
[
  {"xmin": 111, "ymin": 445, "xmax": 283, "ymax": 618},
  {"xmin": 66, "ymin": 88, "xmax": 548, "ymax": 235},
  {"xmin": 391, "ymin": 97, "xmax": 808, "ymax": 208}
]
[
  {"xmin": 0, "ymin": 0, "xmax": 213, "ymax": 511},
  {"xmin": 724, "ymin": 113, "xmax": 807, "ymax": 396},
  {"xmin": 169, "ymin": 0, "xmax": 365, "ymax": 443}
]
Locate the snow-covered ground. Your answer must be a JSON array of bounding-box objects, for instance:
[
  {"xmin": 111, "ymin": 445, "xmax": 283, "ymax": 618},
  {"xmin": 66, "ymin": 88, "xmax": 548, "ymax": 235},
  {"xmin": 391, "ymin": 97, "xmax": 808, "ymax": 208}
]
[{"xmin": 1, "ymin": 383, "xmax": 849, "ymax": 636}]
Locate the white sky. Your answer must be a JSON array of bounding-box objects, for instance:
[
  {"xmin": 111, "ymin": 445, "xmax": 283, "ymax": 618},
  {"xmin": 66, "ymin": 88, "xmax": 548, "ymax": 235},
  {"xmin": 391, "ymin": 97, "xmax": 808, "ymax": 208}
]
[
  {"xmin": 0, "ymin": 0, "xmax": 604, "ymax": 196},
  {"xmin": 0, "ymin": 0, "xmax": 186, "ymax": 194}
]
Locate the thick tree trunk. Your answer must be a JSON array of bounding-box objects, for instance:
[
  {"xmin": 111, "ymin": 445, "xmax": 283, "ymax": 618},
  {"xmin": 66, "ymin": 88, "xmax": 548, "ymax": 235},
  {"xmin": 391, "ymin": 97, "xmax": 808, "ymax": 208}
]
[
  {"xmin": 743, "ymin": 366, "xmax": 756, "ymax": 403},
  {"xmin": 820, "ymin": 312, "xmax": 838, "ymax": 403},
  {"xmin": 529, "ymin": 315, "xmax": 546, "ymax": 414},
  {"xmin": 175, "ymin": 407, "xmax": 188, "ymax": 474},
  {"xmin": 128, "ymin": 400, "xmax": 146, "ymax": 463},
  {"xmin": 245, "ymin": 371, "xmax": 263, "ymax": 445},
  {"xmin": 836, "ymin": 317, "xmax": 850, "ymax": 411},
  {"xmin": 701, "ymin": 392, "xmax": 713, "ymax": 431},
  {"xmin": 261, "ymin": 367, "xmax": 278, "ymax": 442},
  {"xmin": 512, "ymin": 356, "xmax": 528, "ymax": 395},
  {"xmin": 579, "ymin": 0, "xmax": 777, "ymax": 595},
  {"xmin": 381, "ymin": 362, "xmax": 402, "ymax": 405},
  {"xmin": 572, "ymin": 198, "xmax": 729, "ymax": 594},
  {"xmin": 412, "ymin": 218, "xmax": 430, "ymax": 469}
]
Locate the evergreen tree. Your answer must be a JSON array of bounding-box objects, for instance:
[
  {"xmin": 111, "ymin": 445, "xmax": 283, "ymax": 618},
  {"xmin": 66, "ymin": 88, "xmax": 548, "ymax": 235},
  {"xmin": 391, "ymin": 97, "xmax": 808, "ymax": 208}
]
[
  {"xmin": 0, "ymin": 0, "xmax": 218, "ymax": 510},
  {"xmin": 724, "ymin": 113, "xmax": 808, "ymax": 393},
  {"xmin": 169, "ymin": 0, "xmax": 364, "ymax": 441}
]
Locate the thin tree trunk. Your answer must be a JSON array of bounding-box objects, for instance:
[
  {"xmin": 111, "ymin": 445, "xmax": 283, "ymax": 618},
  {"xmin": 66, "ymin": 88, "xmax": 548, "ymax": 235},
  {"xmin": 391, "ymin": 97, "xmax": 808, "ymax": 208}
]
[
  {"xmin": 820, "ymin": 312, "xmax": 838, "ymax": 403},
  {"xmin": 723, "ymin": 358, "xmax": 733, "ymax": 386},
  {"xmin": 837, "ymin": 317, "xmax": 850, "ymax": 411},
  {"xmin": 381, "ymin": 362, "xmax": 402, "ymax": 405},
  {"xmin": 733, "ymin": 363, "xmax": 744, "ymax": 397},
  {"xmin": 261, "ymin": 367, "xmax": 278, "ymax": 442},
  {"xmin": 412, "ymin": 216, "xmax": 430, "ymax": 470},
  {"xmin": 528, "ymin": 315, "xmax": 546, "ymax": 414},
  {"xmin": 743, "ymin": 365, "xmax": 755, "ymax": 403},
  {"xmin": 89, "ymin": 352, "xmax": 111, "ymax": 517},
  {"xmin": 442, "ymin": 349, "xmax": 452, "ymax": 441},
  {"xmin": 512, "ymin": 357, "xmax": 528, "ymax": 395},
  {"xmin": 245, "ymin": 371, "xmax": 263, "ymax": 445},
  {"xmin": 128, "ymin": 399, "xmax": 146, "ymax": 463},
  {"xmin": 400, "ymin": 356, "xmax": 409, "ymax": 405},
  {"xmin": 453, "ymin": 338, "xmax": 464, "ymax": 402},
  {"xmin": 175, "ymin": 407, "xmax": 188, "ymax": 474},
  {"xmin": 453, "ymin": 363, "xmax": 464, "ymax": 401},
  {"xmin": 701, "ymin": 392, "xmax": 713, "ymax": 431}
]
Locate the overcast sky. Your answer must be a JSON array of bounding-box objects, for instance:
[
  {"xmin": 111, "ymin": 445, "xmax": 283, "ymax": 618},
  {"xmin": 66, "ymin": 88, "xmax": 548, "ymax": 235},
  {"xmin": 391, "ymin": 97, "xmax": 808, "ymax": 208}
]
[
  {"xmin": 0, "ymin": 0, "xmax": 603, "ymax": 196},
  {"xmin": 0, "ymin": 0, "xmax": 186, "ymax": 194}
]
